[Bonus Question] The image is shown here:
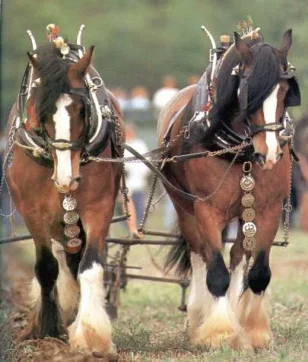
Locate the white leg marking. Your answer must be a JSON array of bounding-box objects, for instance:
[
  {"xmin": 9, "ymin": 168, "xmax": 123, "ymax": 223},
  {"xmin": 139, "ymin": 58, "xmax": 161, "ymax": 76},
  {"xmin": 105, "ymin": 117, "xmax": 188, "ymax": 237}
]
[
  {"xmin": 187, "ymin": 252, "xmax": 210, "ymax": 329},
  {"xmin": 228, "ymin": 256, "xmax": 246, "ymax": 314},
  {"xmin": 53, "ymin": 94, "xmax": 73, "ymax": 188},
  {"xmin": 238, "ymin": 289, "xmax": 272, "ymax": 348},
  {"xmin": 188, "ymin": 253, "xmax": 249, "ymax": 348},
  {"xmin": 51, "ymin": 239, "xmax": 79, "ymax": 324},
  {"xmin": 263, "ymin": 84, "xmax": 280, "ymax": 163},
  {"xmin": 69, "ymin": 262, "xmax": 114, "ymax": 354}
]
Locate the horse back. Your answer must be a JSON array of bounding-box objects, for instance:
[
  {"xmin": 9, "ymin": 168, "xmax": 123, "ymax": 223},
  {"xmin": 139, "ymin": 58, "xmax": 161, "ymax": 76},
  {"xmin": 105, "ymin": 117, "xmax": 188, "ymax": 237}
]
[{"xmin": 157, "ymin": 85, "xmax": 196, "ymax": 145}]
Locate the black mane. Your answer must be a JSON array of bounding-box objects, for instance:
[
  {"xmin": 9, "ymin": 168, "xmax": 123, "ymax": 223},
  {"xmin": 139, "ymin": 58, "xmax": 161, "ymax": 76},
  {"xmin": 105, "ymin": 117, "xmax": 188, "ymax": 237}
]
[
  {"xmin": 35, "ymin": 43, "xmax": 72, "ymax": 122},
  {"xmin": 211, "ymin": 39, "xmax": 281, "ymax": 126}
]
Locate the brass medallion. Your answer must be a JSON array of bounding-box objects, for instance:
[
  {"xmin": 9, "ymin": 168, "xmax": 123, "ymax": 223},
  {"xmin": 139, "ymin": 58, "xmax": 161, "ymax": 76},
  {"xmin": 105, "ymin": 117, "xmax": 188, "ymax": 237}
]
[
  {"xmin": 63, "ymin": 195, "xmax": 77, "ymax": 211},
  {"xmin": 64, "ymin": 224, "xmax": 80, "ymax": 238},
  {"xmin": 243, "ymin": 237, "xmax": 255, "ymax": 251},
  {"xmin": 66, "ymin": 238, "xmax": 82, "ymax": 254},
  {"xmin": 240, "ymin": 175, "xmax": 255, "ymax": 191},
  {"xmin": 242, "ymin": 208, "xmax": 256, "ymax": 222},
  {"xmin": 241, "ymin": 193, "xmax": 255, "ymax": 207},
  {"xmin": 242, "ymin": 222, "xmax": 257, "ymax": 237},
  {"xmin": 63, "ymin": 211, "xmax": 79, "ymax": 225}
]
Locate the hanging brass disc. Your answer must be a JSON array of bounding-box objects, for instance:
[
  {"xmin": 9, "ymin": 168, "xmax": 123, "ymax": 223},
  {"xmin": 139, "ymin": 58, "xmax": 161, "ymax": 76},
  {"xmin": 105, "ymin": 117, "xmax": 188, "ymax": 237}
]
[
  {"xmin": 63, "ymin": 211, "xmax": 79, "ymax": 225},
  {"xmin": 242, "ymin": 222, "xmax": 257, "ymax": 237},
  {"xmin": 63, "ymin": 195, "xmax": 77, "ymax": 211},
  {"xmin": 66, "ymin": 238, "xmax": 82, "ymax": 254},
  {"xmin": 64, "ymin": 224, "xmax": 80, "ymax": 238},
  {"xmin": 241, "ymin": 193, "xmax": 255, "ymax": 207},
  {"xmin": 240, "ymin": 175, "xmax": 255, "ymax": 191},
  {"xmin": 243, "ymin": 237, "xmax": 255, "ymax": 251},
  {"xmin": 242, "ymin": 208, "xmax": 256, "ymax": 222}
]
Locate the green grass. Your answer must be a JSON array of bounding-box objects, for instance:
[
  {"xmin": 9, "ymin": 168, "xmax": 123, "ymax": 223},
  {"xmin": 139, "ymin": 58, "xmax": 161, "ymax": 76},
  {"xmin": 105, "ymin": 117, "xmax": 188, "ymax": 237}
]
[{"xmin": 2, "ymin": 205, "xmax": 308, "ymax": 361}]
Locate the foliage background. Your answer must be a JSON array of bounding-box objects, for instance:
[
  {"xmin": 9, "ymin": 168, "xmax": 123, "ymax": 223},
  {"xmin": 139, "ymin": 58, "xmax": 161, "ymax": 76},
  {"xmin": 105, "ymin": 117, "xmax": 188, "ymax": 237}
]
[{"xmin": 1, "ymin": 0, "xmax": 307, "ymax": 130}]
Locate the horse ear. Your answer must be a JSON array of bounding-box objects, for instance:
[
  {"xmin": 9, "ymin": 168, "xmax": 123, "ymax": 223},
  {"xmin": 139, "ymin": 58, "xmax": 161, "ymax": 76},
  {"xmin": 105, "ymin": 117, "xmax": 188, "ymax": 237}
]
[
  {"xmin": 278, "ymin": 29, "xmax": 292, "ymax": 59},
  {"xmin": 70, "ymin": 45, "xmax": 95, "ymax": 79},
  {"xmin": 234, "ymin": 32, "xmax": 253, "ymax": 66},
  {"xmin": 27, "ymin": 52, "xmax": 39, "ymax": 68}
]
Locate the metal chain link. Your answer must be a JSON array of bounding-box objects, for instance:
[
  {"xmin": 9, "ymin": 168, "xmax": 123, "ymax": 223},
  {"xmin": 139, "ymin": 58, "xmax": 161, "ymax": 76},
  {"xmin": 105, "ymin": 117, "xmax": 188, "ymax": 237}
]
[
  {"xmin": 0, "ymin": 125, "xmax": 18, "ymax": 218},
  {"xmin": 114, "ymin": 116, "xmax": 131, "ymax": 220},
  {"xmin": 195, "ymin": 148, "xmax": 241, "ymax": 202},
  {"xmin": 282, "ymin": 140, "xmax": 294, "ymax": 246}
]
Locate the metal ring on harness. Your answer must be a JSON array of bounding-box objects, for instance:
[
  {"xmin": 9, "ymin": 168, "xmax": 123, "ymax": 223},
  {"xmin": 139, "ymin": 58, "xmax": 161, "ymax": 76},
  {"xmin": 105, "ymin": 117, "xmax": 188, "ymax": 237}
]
[{"xmin": 92, "ymin": 77, "xmax": 103, "ymax": 88}]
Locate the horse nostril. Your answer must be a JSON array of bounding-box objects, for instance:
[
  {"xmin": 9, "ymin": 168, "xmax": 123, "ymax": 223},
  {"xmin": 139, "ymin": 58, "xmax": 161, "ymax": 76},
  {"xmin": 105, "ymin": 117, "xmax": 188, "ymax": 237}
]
[
  {"xmin": 253, "ymin": 152, "xmax": 266, "ymax": 167},
  {"xmin": 74, "ymin": 176, "xmax": 82, "ymax": 183}
]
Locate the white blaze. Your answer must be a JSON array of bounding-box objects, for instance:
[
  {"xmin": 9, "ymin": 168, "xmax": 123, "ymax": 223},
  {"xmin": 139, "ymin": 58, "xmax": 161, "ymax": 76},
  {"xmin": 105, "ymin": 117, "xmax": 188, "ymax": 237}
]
[
  {"xmin": 263, "ymin": 84, "xmax": 280, "ymax": 163},
  {"xmin": 53, "ymin": 94, "xmax": 72, "ymax": 188}
]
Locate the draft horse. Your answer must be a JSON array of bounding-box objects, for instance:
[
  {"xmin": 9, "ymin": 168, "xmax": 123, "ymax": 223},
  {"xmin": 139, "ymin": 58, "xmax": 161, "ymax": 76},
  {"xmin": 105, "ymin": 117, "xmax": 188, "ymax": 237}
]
[
  {"xmin": 6, "ymin": 33, "xmax": 123, "ymax": 357},
  {"xmin": 160, "ymin": 28, "xmax": 300, "ymax": 349}
]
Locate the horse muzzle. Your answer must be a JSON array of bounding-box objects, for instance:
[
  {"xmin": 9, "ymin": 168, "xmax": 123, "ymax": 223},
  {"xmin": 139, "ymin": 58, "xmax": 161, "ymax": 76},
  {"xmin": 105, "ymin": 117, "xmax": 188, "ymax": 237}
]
[
  {"xmin": 253, "ymin": 151, "xmax": 283, "ymax": 170},
  {"xmin": 52, "ymin": 175, "xmax": 81, "ymax": 193}
]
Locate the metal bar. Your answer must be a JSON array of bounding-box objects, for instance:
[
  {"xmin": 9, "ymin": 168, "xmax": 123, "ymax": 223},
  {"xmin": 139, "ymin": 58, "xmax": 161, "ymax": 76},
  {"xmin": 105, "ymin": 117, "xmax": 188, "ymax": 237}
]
[
  {"xmin": 141, "ymin": 230, "xmax": 180, "ymax": 238},
  {"xmin": 0, "ymin": 234, "xmax": 31, "ymax": 245},
  {"xmin": 0, "ymin": 234, "xmax": 289, "ymax": 247},
  {"xmin": 106, "ymin": 238, "xmax": 178, "ymax": 246},
  {"xmin": 111, "ymin": 215, "xmax": 128, "ymax": 223},
  {"xmin": 126, "ymin": 273, "xmax": 189, "ymax": 285},
  {"xmin": 0, "ymin": 235, "xmax": 178, "ymax": 246}
]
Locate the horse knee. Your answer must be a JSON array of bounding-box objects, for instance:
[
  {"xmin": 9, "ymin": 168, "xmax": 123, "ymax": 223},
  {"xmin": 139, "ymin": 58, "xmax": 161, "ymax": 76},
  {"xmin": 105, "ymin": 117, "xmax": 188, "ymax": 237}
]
[
  {"xmin": 248, "ymin": 251, "xmax": 271, "ymax": 294},
  {"xmin": 207, "ymin": 251, "xmax": 230, "ymax": 297},
  {"xmin": 35, "ymin": 247, "xmax": 59, "ymax": 294}
]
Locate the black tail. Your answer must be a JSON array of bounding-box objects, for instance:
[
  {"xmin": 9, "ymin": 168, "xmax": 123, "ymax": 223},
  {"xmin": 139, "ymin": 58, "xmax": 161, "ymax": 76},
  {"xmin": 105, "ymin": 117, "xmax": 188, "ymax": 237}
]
[{"xmin": 164, "ymin": 234, "xmax": 191, "ymax": 277}]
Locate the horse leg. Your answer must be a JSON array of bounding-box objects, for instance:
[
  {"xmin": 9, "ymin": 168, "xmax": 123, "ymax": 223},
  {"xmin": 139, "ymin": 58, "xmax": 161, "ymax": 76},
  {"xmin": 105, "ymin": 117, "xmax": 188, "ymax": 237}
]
[
  {"xmin": 228, "ymin": 220, "xmax": 247, "ymax": 313},
  {"xmin": 236, "ymin": 205, "xmax": 281, "ymax": 349},
  {"xmin": 68, "ymin": 202, "xmax": 115, "ymax": 356},
  {"xmin": 51, "ymin": 239, "xmax": 80, "ymax": 325},
  {"xmin": 21, "ymin": 225, "xmax": 66, "ymax": 340},
  {"xmin": 188, "ymin": 203, "xmax": 246, "ymax": 348}
]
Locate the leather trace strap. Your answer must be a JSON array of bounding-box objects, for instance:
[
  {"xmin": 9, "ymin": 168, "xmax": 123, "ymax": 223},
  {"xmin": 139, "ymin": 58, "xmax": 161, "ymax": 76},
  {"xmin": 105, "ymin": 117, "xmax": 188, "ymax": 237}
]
[{"xmin": 123, "ymin": 144, "xmax": 197, "ymax": 201}]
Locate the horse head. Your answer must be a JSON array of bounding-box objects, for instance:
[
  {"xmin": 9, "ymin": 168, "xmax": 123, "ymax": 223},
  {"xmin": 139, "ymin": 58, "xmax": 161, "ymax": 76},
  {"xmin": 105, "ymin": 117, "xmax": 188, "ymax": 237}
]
[
  {"xmin": 212, "ymin": 29, "xmax": 300, "ymax": 170},
  {"xmin": 233, "ymin": 29, "xmax": 300, "ymax": 169},
  {"xmin": 27, "ymin": 43, "xmax": 94, "ymax": 193}
]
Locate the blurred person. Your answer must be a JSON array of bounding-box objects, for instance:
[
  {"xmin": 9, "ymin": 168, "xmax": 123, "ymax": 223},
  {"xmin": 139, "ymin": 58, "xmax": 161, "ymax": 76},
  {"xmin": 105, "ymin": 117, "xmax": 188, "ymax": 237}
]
[
  {"xmin": 123, "ymin": 124, "xmax": 150, "ymax": 236},
  {"xmin": 153, "ymin": 75, "xmax": 179, "ymax": 229},
  {"xmin": 110, "ymin": 86, "xmax": 130, "ymax": 111},
  {"xmin": 187, "ymin": 74, "xmax": 200, "ymax": 85},
  {"xmin": 129, "ymin": 86, "xmax": 150, "ymax": 110},
  {"xmin": 152, "ymin": 75, "xmax": 179, "ymax": 112}
]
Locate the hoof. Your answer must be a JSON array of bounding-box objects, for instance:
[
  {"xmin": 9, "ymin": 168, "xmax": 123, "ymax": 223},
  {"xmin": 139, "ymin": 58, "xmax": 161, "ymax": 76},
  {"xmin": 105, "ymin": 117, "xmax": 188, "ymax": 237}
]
[
  {"xmin": 246, "ymin": 327, "xmax": 272, "ymax": 349},
  {"xmin": 188, "ymin": 297, "xmax": 250, "ymax": 350},
  {"xmin": 68, "ymin": 321, "xmax": 115, "ymax": 356}
]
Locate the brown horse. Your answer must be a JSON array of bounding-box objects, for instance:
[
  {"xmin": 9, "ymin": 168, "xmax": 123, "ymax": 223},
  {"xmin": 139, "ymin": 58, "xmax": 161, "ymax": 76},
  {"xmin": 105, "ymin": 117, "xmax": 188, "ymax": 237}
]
[
  {"xmin": 6, "ymin": 36, "xmax": 123, "ymax": 357},
  {"xmin": 160, "ymin": 28, "xmax": 300, "ymax": 349}
]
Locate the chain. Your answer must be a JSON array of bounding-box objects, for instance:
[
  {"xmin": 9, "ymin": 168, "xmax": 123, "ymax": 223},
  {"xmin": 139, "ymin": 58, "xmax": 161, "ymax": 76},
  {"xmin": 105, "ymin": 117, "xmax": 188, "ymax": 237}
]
[
  {"xmin": 114, "ymin": 116, "xmax": 131, "ymax": 219},
  {"xmin": 195, "ymin": 147, "xmax": 241, "ymax": 202},
  {"xmin": 0, "ymin": 125, "xmax": 18, "ymax": 218},
  {"xmin": 86, "ymin": 139, "xmax": 251, "ymax": 164},
  {"xmin": 138, "ymin": 173, "xmax": 159, "ymax": 232},
  {"xmin": 282, "ymin": 141, "xmax": 294, "ymax": 246}
]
